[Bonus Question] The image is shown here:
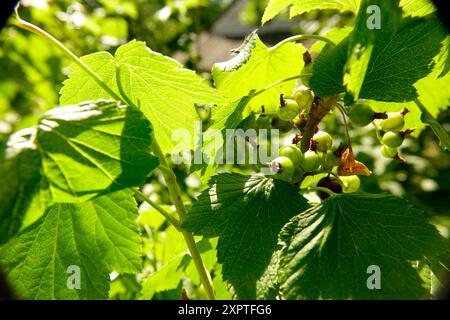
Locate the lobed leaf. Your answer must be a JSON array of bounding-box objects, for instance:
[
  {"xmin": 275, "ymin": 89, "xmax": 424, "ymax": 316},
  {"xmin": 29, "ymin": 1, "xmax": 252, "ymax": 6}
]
[
  {"xmin": 60, "ymin": 40, "xmax": 227, "ymax": 154},
  {"xmin": 276, "ymin": 193, "xmax": 448, "ymax": 299},
  {"xmin": 182, "ymin": 172, "xmax": 309, "ymax": 299},
  {"xmin": 212, "ymin": 33, "xmax": 306, "ymax": 115},
  {"xmin": 262, "ymin": 0, "xmax": 360, "ymax": 25},
  {"xmin": 0, "ymin": 190, "xmax": 142, "ymax": 299},
  {"xmin": 37, "ymin": 99, "xmax": 159, "ymax": 202}
]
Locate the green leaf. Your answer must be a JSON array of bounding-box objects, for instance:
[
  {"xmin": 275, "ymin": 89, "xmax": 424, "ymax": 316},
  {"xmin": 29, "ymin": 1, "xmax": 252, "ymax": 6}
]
[
  {"xmin": 140, "ymin": 238, "xmax": 217, "ymax": 300},
  {"xmin": 191, "ymin": 95, "xmax": 253, "ymax": 181},
  {"xmin": 212, "ymin": 33, "xmax": 306, "ymax": 114},
  {"xmin": 359, "ymin": 17, "xmax": 446, "ymax": 102},
  {"xmin": 262, "ymin": 0, "xmax": 360, "ymax": 25},
  {"xmin": 182, "ymin": 173, "xmax": 309, "ymax": 299},
  {"xmin": 140, "ymin": 253, "xmax": 191, "ymax": 300},
  {"xmin": 415, "ymin": 99, "xmax": 450, "ymax": 151},
  {"xmin": 37, "ymin": 100, "xmax": 159, "ymax": 202},
  {"xmin": 311, "ymin": 16, "xmax": 446, "ymax": 101},
  {"xmin": 0, "ymin": 130, "xmax": 51, "ymax": 244},
  {"xmin": 60, "ymin": 40, "xmax": 227, "ymax": 154},
  {"xmin": 435, "ymin": 36, "xmax": 450, "ymax": 78},
  {"xmin": 367, "ymin": 69, "xmax": 450, "ymax": 137},
  {"xmin": 400, "ymin": 0, "xmax": 435, "ymax": 17},
  {"xmin": 310, "ymin": 27, "xmax": 353, "ymax": 55},
  {"xmin": 344, "ymin": 0, "xmax": 402, "ymax": 102},
  {"xmin": 0, "ymin": 148, "xmax": 42, "ymax": 244},
  {"xmin": 310, "ymin": 38, "xmax": 349, "ymax": 97},
  {"xmin": 0, "ymin": 190, "xmax": 142, "ymax": 299},
  {"xmin": 276, "ymin": 193, "xmax": 448, "ymax": 299}
]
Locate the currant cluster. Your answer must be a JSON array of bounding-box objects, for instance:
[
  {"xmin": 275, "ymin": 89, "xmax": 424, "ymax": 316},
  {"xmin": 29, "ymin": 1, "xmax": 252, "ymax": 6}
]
[
  {"xmin": 347, "ymin": 103, "xmax": 413, "ymax": 160},
  {"xmin": 268, "ymin": 88, "xmax": 361, "ymax": 199},
  {"xmin": 262, "ymin": 50, "xmax": 413, "ymax": 200}
]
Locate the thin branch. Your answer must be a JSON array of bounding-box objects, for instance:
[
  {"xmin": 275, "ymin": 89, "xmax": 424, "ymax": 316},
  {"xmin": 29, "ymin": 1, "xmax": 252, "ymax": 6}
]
[
  {"xmin": 300, "ymin": 186, "xmax": 336, "ymax": 197},
  {"xmin": 134, "ymin": 190, "xmax": 181, "ymax": 231},
  {"xmin": 14, "ymin": 3, "xmax": 123, "ymax": 103},
  {"xmin": 252, "ymin": 74, "xmax": 311, "ymax": 97},
  {"xmin": 270, "ymin": 34, "xmax": 336, "ymax": 51}
]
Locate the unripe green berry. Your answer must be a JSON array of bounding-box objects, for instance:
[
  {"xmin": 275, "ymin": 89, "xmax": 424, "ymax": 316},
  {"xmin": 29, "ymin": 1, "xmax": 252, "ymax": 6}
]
[
  {"xmin": 340, "ymin": 175, "xmax": 360, "ymax": 193},
  {"xmin": 381, "ymin": 145, "xmax": 398, "ymax": 158},
  {"xmin": 380, "ymin": 112, "xmax": 405, "ymax": 132},
  {"xmin": 279, "ymin": 144, "xmax": 303, "ymax": 168},
  {"xmin": 312, "ymin": 131, "xmax": 333, "ymax": 152},
  {"xmin": 347, "ymin": 104, "xmax": 374, "ymax": 127},
  {"xmin": 382, "ymin": 131, "xmax": 403, "ymax": 148},
  {"xmin": 294, "ymin": 89, "xmax": 314, "ymax": 110},
  {"xmin": 277, "ymin": 99, "xmax": 300, "ymax": 121},
  {"xmin": 301, "ymin": 150, "xmax": 320, "ymax": 172},
  {"xmin": 269, "ymin": 156, "xmax": 295, "ymax": 182}
]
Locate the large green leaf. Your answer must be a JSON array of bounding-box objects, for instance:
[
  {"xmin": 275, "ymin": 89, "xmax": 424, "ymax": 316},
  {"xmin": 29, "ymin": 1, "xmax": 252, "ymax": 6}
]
[
  {"xmin": 37, "ymin": 100, "xmax": 158, "ymax": 202},
  {"xmin": 0, "ymin": 148, "xmax": 42, "ymax": 244},
  {"xmin": 0, "ymin": 190, "xmax": 142, "ymax": 299},
  {"xmin": 400, "ymin": 0, "xmax": 435, "ymax": 17},
  {"xmin": 310, "ymin": 38, "xmax": 349, "ymax": 97},
  {"xmin": 344, "ymin": 0, "xmax": 402, "ymax": 102},
  {"xmin": 261, "ymin": 0, "xmax": 435, "ymax": 26},
  {"xmin": 275, "ymin": 193, "xmax": 448, "ymax": 299},
  {"xmin": 182, "ymin": 173, "xmax": 309, "ymax": 299},
  {"xmin": 436, "ymin": 36, "xmax": 450, "ymax": 78},
  {"xmin": 212, "ymin": 33, "xmax": 306, "ymax": 115},
  {"xmin": 359, "ymin": 17, "xmax": 446, "ymax": 102},
  {"xmin": 311, "ymin": 16, "xmax": 446, "ymax": 101},
  {"xmin": 60, "ymin": 40, "xmax": 227, "ymax": 154},
  {"xmin": 262, "ymin": 0, "xmax": 360, "ymax": 25},
  {"xmin": 0, "ymin": 130, "xmax": 51, "ymax": 244},
  {"xmin": 140, "ymin": 253, "xmax": 190, "ymax": 300}
]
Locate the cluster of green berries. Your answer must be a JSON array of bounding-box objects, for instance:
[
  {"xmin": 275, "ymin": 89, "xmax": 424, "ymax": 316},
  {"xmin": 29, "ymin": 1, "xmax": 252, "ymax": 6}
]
[
  {"xmin": 275, "ymin": 88, "xmax": 314, "ymax": 122},
  {"xmin": 268, "ymin": 131, "xmax": 360, "ymax": 197},
  {"xmin": 347, "ymin": 103, "xmax": 412, "ymax": 159}
]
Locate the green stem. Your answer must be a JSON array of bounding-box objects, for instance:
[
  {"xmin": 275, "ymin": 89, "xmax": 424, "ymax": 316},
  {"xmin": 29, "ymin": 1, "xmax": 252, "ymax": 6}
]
[
  {"xmin": 252, "ymin": 74, "xmax": 311, "ymax": 97},
  {"xmin": 134, "ymin": 190, "xmax": 181, "ymax": 231},
  {"xmin": 300, "ymin": 186, "xmax": 336, "ymax": 197},
  {"xmin": 334, "ymin": 103, "xmax": 353, "ymax": 151},
  {"xmin": 415, "ymin": 99, "xmax": 450, "ymax": 151},
  {"xmin": 116, "ymin": 51, "xmax": 216, "ymax": 299},
  {"xmin": 15, "ymin": 4, "xmax": 216, "ymax": 300},
  {"xmin": 270, "ymin": 34, "xmax": 336, "ymax": 51},
  {"xmin": 371, "ymin": 120, "xmax": 384, "ymax": 144},
  {"xmin": 14, "ymin": 4, "xmax": 122, "ymax": 102},
  {"xmin": 151, "ymin": 139, "xmax": 215, "ymax": 300}
]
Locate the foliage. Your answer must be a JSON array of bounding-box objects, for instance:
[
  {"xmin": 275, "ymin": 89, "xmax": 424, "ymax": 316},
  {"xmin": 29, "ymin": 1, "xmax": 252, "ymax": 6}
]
[{"xmin": 0, "ymin": 0, "xmax": 449, "ymax": 301}]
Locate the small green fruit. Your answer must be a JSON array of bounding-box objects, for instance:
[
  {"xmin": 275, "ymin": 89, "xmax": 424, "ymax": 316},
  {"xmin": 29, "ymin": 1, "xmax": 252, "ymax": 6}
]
[
  {"xmin": 301, "ymin": 150, "xmax": 320, "ymax": 172},
  {"xmin": 277, "ymin": 99, "xmax": 299, "ymax": 121},
  {"xmin": 381, "ymin": 145, "xmax": 398, "ymax": 158},
  {"xmin": 279, "ymin": 144, "xmax": 303, "ymax": 167},
  {"xmin": 312, "ymin": 131, "xmax": 333, "ymax": 152},
  {"xmin": 340, "ymin": 175, "xmax": 360, "ymax": 193},
  {"xmin": 347, "ymin": 104, "xmax": 374, "ymax": 127},
  {"xmin": 382, "ymin": 131, "xmax": 403, "ymax": 148},
  {"xmin": 294, "ymin": 88, "xmax": 314, "ymax": 110},
  {"xmin": 380, "ymin": 112, "xmax": 405, "ymax": 132},
  {"xmin": 269, "ymin": 156, "xmax": 295, "ymax": 182}
]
